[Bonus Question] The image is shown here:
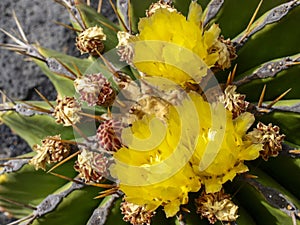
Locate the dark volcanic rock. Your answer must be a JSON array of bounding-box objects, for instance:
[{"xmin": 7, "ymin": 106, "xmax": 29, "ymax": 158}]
[{"xmin": 0, "ymin": 1, "xmax": 114, "ymax": 223}]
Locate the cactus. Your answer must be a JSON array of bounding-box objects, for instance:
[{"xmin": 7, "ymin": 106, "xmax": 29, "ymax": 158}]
[{"xmin": 1, "ymin": 0, "xmax": 300, "ymax": 224}]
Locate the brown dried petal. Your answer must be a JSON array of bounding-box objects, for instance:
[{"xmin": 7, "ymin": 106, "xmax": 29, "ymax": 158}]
[
  {"xmin": 195, "ymin": 190, "xmax": 238, "ymax": 224},
  {"xmin": 219, "ymin": 85, "xmax": 249, "ymax": 118},
  {"xmin": 146, "ymin": 0, "xmax": 177, "ymax": 17},
  {"xmin": 30, "ymin": 135, "xmax": 70, "ymax": 170},
  {"xmin": 121, "ymin": 200, "xmax": 155, "ymax": 225},
  {"xmin": 74, "ymin": 73, "xmax": 115, "ymax": 107},
  {"xmin": 117, "ymin": 31, "xmax": 136, "ymax": 65},
  {"xmin": 53, "ymin": 96, "xmax": 81, "ymax": 126},
  {"xmin": 74, "ymin": 148, "xmax": 110, "ymax": 183},
  {"xmin": 247, "ymin": 122, "xmax": 285, "ymax": 160},
  {"xmin": 76, "ymin": 26, "xmax": 106, "ymax": 55}
]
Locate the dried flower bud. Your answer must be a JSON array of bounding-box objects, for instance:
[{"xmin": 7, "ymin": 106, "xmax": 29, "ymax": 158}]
[
  {"xmin": 210, "ymin": 37, "xmax": 237, "ymax": 70},
  {"xmin": 146, "ymin": 0, "xmax": 177, "ymax": 17},
  {"xmin": 247, "ymin": 122, "xmax": 285, "ymax": 160},
  {"xmin": 195, "ymin": 190, "xmax": 238, "ymax": 224},
  {"xmin": 74, "ymin": 148, "xmax": 110, "ymax": 183},
  {"xmin": 53, "ymin": 96, "xmax": 82, "ymax": 126},
  {"xmin": 220, "ymin": 37, "xmax": 237, "ymax": 64},
  {"xmin": 117, "ymin": 31, "xmax": 136, "ymax": 65},
  {"xmin": 120, "ymin": 200, "xmax": 155, "ymax": 225},
  {"xmin": 74, "ymin": 73, "xmax": 116, "ymax": 107},
  {"xmin": 30, "ymin": 135, "xmax": 70, "ymax": 170},
  {"xmin": 218, "ymin": 85, "xmax": 249, "ymax": 118},
  {"xmin": 76, "ymin": 26, "xmax": 106, "ymax": 55},
  {"xmin": 96, "ymin": 119, "xmax": 122, "ymax": 152}
]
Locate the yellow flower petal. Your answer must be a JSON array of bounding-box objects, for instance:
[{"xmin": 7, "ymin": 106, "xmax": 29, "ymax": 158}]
[
  {"xmin": 187, "ymin": 1, "xmax": 203, "ymax": 25},
  {"xmin": 132, "ymin": 3, "xmax": 229, "ymax": 86}
]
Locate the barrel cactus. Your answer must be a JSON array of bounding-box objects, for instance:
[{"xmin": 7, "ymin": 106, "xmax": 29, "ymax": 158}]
[{"xmin": 0, "ymin": 0, "xmax": 300, "ymax": 224}]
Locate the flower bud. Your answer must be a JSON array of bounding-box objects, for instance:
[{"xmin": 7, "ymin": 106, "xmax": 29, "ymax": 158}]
[
  {"xmin": 195, "ymin": 190, "xmax": 238, "ymax": 224},
  {"xmin": 76, "ymin": 26, "xmax": 106, "ymax": 55},
  {"xmin": 120, "ymin": 200, "xmax": 155, "ymax": 225},
  {"xmin": 74, "ymin": 73, "xmax": 116, "ymax": 107},
  {"xmin": 53, "ymin": 96, "xmax": 81, "ymax": 126},
  {"xmin": 96, "ymin": 119, "xmax": 123, "ymax": 152},
  {"xmin": 247, "ymin": 122, "xmax": 285, "ymax": 160},
  {"xmin": 30, "ymin": 135, "xmax": 70, "ymax": 170},
  {"xmin": 74, "ymin": 148, "xmax": 110, "ymax": 183}
]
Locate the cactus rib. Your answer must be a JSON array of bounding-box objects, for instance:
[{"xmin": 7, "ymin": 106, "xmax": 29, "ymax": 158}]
[
  {"xmin": 273, "ymin": 102, "xmax": 300, "ymax": 114},
  {"xmin": 246, "ymin": 178, "xmax": 300, "ymax": 219},
  {"xmin": 203, "ymin": 0, "xmax": 224, "ymax": 26},
  {"xmin": 234, "ymin": 54, "xmax": 300, "ymax": 86},
  {"xmin": 0, "ymin": 159, "xmax": 30, "ymax": 175},
  {"xmin": 234, "ymin": 0, "xmax": 300, "ymax": 47},
  {"xmin": 87, "ymin": 194, "xmax": 119, "ymax": 225},
  {"xmin": 33, "ymin": 182, "xmax": 85, "ymax": 217}
]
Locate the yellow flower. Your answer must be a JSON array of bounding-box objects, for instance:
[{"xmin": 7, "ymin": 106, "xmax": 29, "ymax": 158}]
[
  {"xmin": 131, "ymin": 2, "xmax": 230, "ymax": 86},
  {"xmin": 111, "ymin": 95, "xmax": 202, "ymax": 217},
  {"xmin": 189, "ymin": 92, "xmax": 262, "ymax": 193},
  {"xmin": 111, "ymin": 91, "xmax": 261, "ymax": 217}
]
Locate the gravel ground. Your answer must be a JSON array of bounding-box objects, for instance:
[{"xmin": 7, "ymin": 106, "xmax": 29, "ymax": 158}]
[{"xmin": 0, "ymin": 1, "xmax": 114, "ymax": 224}]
